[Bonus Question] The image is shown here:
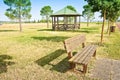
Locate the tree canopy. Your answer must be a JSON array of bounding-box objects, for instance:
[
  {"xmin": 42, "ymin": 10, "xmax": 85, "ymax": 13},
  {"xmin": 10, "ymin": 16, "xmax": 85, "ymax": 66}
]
[
  {"xmin": 82, "ymin": 4, "xmax": 94, "ymax": 27},
  {"xmin": 66, "ymin": 5, "xmax": 77, "ymax": 12},
  {"xmin": 4, "ymin": 0, "xmax": 32, "ymax": 32},
  {"xmin": 40, "ymin": 6, "xmax": 53, "ymax": 28}
]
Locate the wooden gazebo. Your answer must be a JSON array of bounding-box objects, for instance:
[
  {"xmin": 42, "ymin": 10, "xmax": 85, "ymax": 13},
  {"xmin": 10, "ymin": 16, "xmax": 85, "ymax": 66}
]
[{"xmin": 50, "ymin": 7, "xmax": 81, "ymax": 30}]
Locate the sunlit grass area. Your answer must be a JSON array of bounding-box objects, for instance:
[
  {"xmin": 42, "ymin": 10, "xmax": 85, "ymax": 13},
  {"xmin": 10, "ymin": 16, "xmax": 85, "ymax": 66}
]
[{"xmin": 0, "ymin": 23, "xmax": 119, "ymax": 80}]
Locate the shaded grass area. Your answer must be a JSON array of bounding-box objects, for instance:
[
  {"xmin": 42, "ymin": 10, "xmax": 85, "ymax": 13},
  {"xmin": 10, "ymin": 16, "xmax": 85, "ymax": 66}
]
[
  {"xmin": 37, "ymin": 29, "xmax": 53, "ymax": 31},
  {"xmin": 80, "ymin": 27, "xmax": 99, "ymax": 33},
  {"xmin": 50, "ymin": 57, "xmax": 69, "ymax": 73},
  {"xmin": 32, "ymin": 36, "xmax": 69, "ymax": 42},
  {"xmin": 36, "ymin": 49, "xmax": 65, "ymax": 66},
  {"xmin": 0, "ymin": 55, "xmax": 15, "ymax": 73},
  {"xmin": 35, "ymin": 49, "xmax": 70, "ymax": 73},
  {"xmin": 0, "ymin": 30, "xmax": 18, "ymax": 32},
  {"xmin": 37, "ymin": 26, "xmax": 99, "ymax": 33}
]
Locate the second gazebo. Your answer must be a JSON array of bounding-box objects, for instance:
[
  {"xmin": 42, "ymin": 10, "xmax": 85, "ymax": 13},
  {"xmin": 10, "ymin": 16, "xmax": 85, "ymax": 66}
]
[{"xmin": 50, "ymin": 6, "xmax": 81, "ymax": 30}]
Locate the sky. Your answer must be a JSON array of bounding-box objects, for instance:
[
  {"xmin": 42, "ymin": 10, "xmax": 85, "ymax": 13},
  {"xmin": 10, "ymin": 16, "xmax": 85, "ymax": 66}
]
[{"xmin": 0, "ymin": 0, "xmax": 101, "ymax": 21}]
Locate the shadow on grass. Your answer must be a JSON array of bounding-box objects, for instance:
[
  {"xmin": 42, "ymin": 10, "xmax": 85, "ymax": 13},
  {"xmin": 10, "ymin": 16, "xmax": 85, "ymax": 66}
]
[
  {"xmin": 35, "ymin": 49, "xmax": 65, "ymax": 66},
  {"xmin": 37, "ymin": 29, "xmax": 52, "ymax": 31},
  {"xmin": 35, "ymin": 49, "xmax": 70, "ymax": 73},
  {"xmin": 0, "ymin": 30, "xmax": 18, "ymax": 32},
  {"xmin": 81, "ymin": 27, "xmax": 98, "ymax": 30},
  {"xmin": 80, "ymin": 27, "xmax": 99, "ymax": 33},
  {"xmin": 50, "ymin": 57, "xmax": 70, "ymax": 73},
  {"xmin": 37, "ymin": 27, "xmax": 99, "ymax": 33},
  {"xmin": 32, "ymin": 36, "xmax": 69, "ymax": 42},
  {"xmin": 0, "ymin": 55, "xmax": 15, "ymax": 74},
  {"xmin": 29, "ymin": 28, "xmax": 36, "ymax": 29}
]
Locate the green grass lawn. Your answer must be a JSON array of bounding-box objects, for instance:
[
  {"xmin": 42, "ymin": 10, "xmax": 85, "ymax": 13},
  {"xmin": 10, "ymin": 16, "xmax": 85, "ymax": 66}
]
[{"xmin": 0, "ymin": 23, "xmax": 120, "ymax": 80}]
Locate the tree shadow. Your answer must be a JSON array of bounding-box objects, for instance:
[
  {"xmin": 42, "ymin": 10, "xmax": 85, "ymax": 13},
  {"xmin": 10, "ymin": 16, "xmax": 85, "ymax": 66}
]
[
  {"xmin": 0, "ymin": 55, "xmax": 15, "ymax": 73},
  {"xmin": 29, "ymin": 28, "xmax": 37, "ymax": 29},
  {"xmin": 37, "ymin": 29, "xmax": 53, "ymax": 31},
  {"xmin": 37, "ymin": 28, "xmax": 98, "ymax": 33},
  {"xmin": 31, "ymin": 36, "xmax": 69, "ymax": 42},
  {"xmin": 59, "ymin": 27, "xmax": 99, "ymax": 33},
  {"xmin": 81, "ymin": 27, "xmax": 98, "ymax": 30},
  {"xmin": 79, "ymin": 27, "xmax": 99, "ymax": 33},
  {"xmin": 35, "ymin": 49, "xmax": 65, "ymax": 66},
  {"xmin": 0, "ymin": 30, "xmax": 18, "ymax": 32}
]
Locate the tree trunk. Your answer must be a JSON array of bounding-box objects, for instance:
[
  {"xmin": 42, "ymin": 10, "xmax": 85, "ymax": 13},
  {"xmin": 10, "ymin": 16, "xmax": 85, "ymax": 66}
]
[
  {"xmin": 19, "ymin": 7, "xmax": 22, "ymax": 32},
  {"xmin": 106, "ymin": 19, "xmax": 110, "ymax": 33},
  {"xmin": 87, "ymin": 17, "xmax": 89, "ymax": 27},
  {"xmin": 46, "ymin": 15, "xmax": 49, "ymax": 28},
  {"xmin": 109, "ymin": 21, "xmax": 114, "ymax": 35},
  {"xmin": 19, "ymin": 16, "xmax": 22, "ymax": 32},
  {"xmin": 101, "ymin": 10, "xmax": 106, "ymax": 43}
]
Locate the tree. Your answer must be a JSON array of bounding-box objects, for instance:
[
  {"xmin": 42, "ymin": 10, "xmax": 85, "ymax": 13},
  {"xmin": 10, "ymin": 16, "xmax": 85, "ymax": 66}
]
[
  {"xmin": 85, "ymin": 0, "xmax": 120, "ymax": 43},
  {"xmin": 82, "ymin": 4, "xmax": 94, "ymax": 27},
  {"xmin": 101, "ymin": 8, "xmax": 120, "ymax": 34},
  {"xmin": 40, "ymin": 6, "xmax": 53, "ymax": 28},
  {"xmin": 4, "ymin": 0, "xmax": 32, "ymax": 32},
  {"xmin": 66, "ymin": 5, "xmax": 76, "ymax": 12},
  {"xmin": 66, "ymin": 5, "xmax": 77, "ymax": 23}
]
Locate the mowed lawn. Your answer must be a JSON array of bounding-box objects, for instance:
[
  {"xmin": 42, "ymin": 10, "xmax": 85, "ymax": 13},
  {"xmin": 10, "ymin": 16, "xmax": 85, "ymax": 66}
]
[{"xmin": 0, "ymin": 23, "xmax": 120, "ymax": 80}]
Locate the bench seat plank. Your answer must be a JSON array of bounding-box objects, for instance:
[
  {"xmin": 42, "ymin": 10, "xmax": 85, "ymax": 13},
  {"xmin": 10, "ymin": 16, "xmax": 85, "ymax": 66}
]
[
  {"xmin": 74, "ymin": 45, "xmax": 92, "ymax": 63},
  {"xmin": 69, "ymin": 45, "xmax": 96, "ymax": 65},
  {"xmin": 78, "ymin": 45, "xmax": 96, "ymax": 64},
  {"xmin": 83, "ymin": 47, "xmax": 96, "ymax": 64},
  {"xmin": 69, "ymin": 45, "xmax": 91, "ymax": 62}
]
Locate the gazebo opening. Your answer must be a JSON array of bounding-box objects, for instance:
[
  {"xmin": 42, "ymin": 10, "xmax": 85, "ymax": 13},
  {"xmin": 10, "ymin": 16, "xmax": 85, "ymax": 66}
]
[{"xmin": 50, "ymin": 7, "xmax": 81, "ymax": 30}]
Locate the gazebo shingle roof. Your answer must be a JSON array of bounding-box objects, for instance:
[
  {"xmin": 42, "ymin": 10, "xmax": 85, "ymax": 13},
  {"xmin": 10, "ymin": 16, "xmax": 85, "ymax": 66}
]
[{"xmin": 51, "ymin": 7, "xmax": 81, "ymax": 16}]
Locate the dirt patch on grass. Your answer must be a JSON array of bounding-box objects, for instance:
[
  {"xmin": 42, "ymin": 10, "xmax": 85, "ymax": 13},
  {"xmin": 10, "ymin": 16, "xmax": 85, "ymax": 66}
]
[{"xmin": 89, "ymin": 58, "xmax": 120, "ymax": 80}]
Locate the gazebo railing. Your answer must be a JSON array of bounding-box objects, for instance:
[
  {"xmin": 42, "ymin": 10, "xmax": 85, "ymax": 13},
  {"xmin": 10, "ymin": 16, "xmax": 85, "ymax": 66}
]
[{"xmin": 53, "ymin": 24, "xmax": 80, "ymax": 30}]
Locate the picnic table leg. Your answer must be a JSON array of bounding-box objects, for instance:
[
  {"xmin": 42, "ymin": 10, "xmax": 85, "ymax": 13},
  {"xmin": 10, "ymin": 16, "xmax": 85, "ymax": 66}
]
[{"xmin": 83, "ymin": 64, "xmax": 87, "ymax": 73}]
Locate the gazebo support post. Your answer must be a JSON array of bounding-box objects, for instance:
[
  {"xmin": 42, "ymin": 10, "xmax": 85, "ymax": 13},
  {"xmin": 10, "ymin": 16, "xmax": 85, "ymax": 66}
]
[
  {"xmin": 57, "ymin": 17, "xmax": 59, "ymax": 30},
  {"xmin": 52, "ymin": 17, "xmax": 54, "ymax": 30},
  {"xmin": 53, "ymin": 17, "xmax": 56, "ymax": 30},
  {"xmin": 64, "ymin": 16, "xmax": 67, "ymax": 30},
  {"xmin": 74, "ymin": 16, "xmax": 77, "ymax": 29},
  {"xmin": 79, "ymin": 16, "xmax": 80, "ymax": 29},
  {"xmin": 66, "ymin": 16, "xmax": 68, "ymax": 30}
]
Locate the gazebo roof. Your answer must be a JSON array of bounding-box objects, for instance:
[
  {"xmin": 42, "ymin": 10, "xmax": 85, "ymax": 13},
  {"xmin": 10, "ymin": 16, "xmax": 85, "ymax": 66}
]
[{"xmin": 51, "ymin": 7, "xmax": 81, "ymax": 16}]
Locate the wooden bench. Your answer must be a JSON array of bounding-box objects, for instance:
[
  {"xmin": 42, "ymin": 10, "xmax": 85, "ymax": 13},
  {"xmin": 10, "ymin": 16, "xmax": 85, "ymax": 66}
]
[{"xmin": 63, "ymin": 34, "xmax": 97, "ymax": 73}]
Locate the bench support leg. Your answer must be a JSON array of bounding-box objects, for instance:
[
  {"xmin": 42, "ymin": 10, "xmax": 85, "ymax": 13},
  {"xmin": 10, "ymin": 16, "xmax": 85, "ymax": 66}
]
[
  {"xmin": 83, "ymin": 64, "xmax": 87, "ymax": 73},
  {"xmin": 93, "ymin": 50, "xmax": 96, "ymax": 57},
  {"xmin": 82, "ymin": 43, "xmax": 85, "ymax": 48},
  {"xmin": 70, "ymin": 62, "xmax": 76, "ymax": 69},
  {"xmin": 68, "ymin": 52, "xmax": 73, "ymax": 58}
]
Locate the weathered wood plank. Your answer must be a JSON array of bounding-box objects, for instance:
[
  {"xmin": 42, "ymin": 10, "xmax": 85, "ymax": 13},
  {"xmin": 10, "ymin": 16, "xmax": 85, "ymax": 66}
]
[
  {"xmin": 76, "ymin": 45, "xmax": 94, "ymax": 64},
  {"xmin": 69, "ymin": 45, "xmax": 96, "ymax": 64},
  {"xmin": 83, "ymin": 46, "xmax": 96, "ymax": 64},
  {"xmin": 69, "ymin": 45, "xmax": 91, "ymax": 63},
  {"xmin": 68, "ymin": 46, "xmax": 90, "ymax": 62},
  {"xmin": 64, "ymin": 34, "xmax": 86, "ymax": 53}
]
